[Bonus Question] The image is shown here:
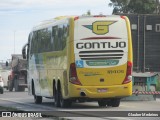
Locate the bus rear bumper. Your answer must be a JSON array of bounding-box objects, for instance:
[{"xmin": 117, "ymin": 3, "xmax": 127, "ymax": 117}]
[{"xmin": 68, "ymin": 82, "xmax": 132, "ymax": 99}]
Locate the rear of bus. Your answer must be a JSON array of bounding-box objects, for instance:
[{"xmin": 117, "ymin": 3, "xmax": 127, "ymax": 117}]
[{"xmin": 68, "ymin": 15, "xmax": 132, "ymax": 106}]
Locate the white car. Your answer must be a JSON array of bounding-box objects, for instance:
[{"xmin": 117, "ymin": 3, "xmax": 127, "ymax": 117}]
[{"xmin": 0, "ymin": 75, "xmax": 4, "ymax": 94}]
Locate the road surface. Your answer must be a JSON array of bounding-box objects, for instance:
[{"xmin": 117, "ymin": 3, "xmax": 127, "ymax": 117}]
[{"xmin": 0, "ymin": 90, "xmax": 160, "ymax": 120}]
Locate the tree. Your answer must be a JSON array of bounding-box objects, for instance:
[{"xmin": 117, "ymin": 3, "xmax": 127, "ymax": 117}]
[
  {"xmin": 109, "ymin": 0, "xmax": 158, "ymax": 14},
  {"xmin": 82, "ymin": 10, "xmax": 91, "ymax": 16},
  {"xmin": 108, "ymin": 0, "xmax": 130, "ymax": 14},
  {"xmin": 87, "ymin": 10, "xmax": 91, "ymax": 15}
]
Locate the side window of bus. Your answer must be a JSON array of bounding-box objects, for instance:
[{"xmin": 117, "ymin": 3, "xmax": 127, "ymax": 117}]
[
  {"xmin": 38, "ymin": 29, "xmax": 45, "ymax": 53},
  {"xmin": 34, "ymin": 31, "xmax": 38, "ymax": 53},
  {"xmin": 62, "ymin": 23, "xmax": 69, "ymax": 49},
  {"xmin": 37, "ymin": 30, "xmax": 42, "ymax": 53},
  {"xmin": 46, "ymin": 28, "xmax": 52, "ymax": 52},
  {"xmin": 38, "ymin": 30, "xmax": 45, "ymax": 53},
  {"xmin": 58, "ymin": 24, "xmax": 63, "ymax": 50},
  {"xmin": 37, "ymin": 28, "xmax": 51, "ymax": 53},
  {"xmin": 52, "ymin": 23, "xmax": 69, "ymax": 51},
  {"xmin": 51, "ymin": 27, "xmax": 55, "ymax": 51},
  {"xmin": 31, "ymin": 31, "xmax": 38, "ymax": 54},
  {"xmin": 52, "ymin": 26, "xmax": 58, "ymax": 51}
]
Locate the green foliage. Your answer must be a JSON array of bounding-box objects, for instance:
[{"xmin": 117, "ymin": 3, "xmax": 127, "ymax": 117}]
[
  {"xmin": 82, "ymin": 10, "xmax": 91, "ymax": 16},
  {"xmin": 87, "ymin": 10, "xmax": 91, "ymax": 15},
  {"xmin": 109, "ymin": 0, "xmax": 158, "ymax": 14},
  {"xmin": 156, "ymin": 79, "xmax": 160, "ymax": 91}
]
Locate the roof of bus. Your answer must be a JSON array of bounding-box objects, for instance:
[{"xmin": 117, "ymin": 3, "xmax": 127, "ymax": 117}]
[
  {"xmin": 32, "ymin": 16, "xmax": 75, "ymax": 30},
  {"xmin": 32, "ymin": 15, "xmax": 124, "ymax": 31}
]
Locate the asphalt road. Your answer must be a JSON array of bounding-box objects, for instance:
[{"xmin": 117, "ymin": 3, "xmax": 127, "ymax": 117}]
[{"xmin": 0, "ymin": 89, "xmax": 160, "ymax": 120}]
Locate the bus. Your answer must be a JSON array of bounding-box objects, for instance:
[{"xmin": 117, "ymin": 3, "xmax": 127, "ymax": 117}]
[{"xmin": 22, "ymin": 15, "xmax": 133, "ymax": 108}]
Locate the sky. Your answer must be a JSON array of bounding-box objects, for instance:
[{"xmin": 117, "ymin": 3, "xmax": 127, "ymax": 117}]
[{"xmin": 0, "ymin": 0, "xmax": 113, "ymax": 62}]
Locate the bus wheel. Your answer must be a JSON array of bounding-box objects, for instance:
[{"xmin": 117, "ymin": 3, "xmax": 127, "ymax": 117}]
[
  {"xmin": 33, "ymin": 83, "xmax": 42, "ymax": 104},
  {"xmin": 111, "ymin": 98, "xmax": 120, "ymax": 107},
  {"xmin": 34, "ymin": 95, "xmax": 42, "ymax": 104},
  {"xmin": 59, "ymin": 88, "xmax": 72, "ymax": 108},
  {"xmin": 98, "ymin": 100, "xmax": 107, "ymax": 107},
  {"xmin": 54, "ymin": 87, "xmax": 60, "ymax": 107},
  {"xmin": 106, "ymin": 101, "xmax": 112, "ymax": 107}
]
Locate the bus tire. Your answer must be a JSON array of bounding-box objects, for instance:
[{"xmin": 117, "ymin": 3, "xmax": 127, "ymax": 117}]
[
  {"xmin": 54, "ymin": 87, "xmax": 60, "ymax": 107},
  {"xmin": 59, "ymin": 88, "xmax": 71, "ymax": 108},
  {"xmin": 34, "ymin": 95, "xmax": 42, "ymax": 104},
  {"xmin": 98, "ymin": 100, "xmax": 107, "ymax": 107},
  {"xmin": 111, "ymin": 98, "xmax": 120, "ymax": 107},
  {"xmin": 32, "ymin": 82, "xmax": 42, "ymax": 104},
  {"xmin": 106, "ymin": 101, "xmax": 112, "ymax": 106}
]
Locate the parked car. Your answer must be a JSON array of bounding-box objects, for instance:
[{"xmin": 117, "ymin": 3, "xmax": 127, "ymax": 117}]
[{"xmin": 0, "ymin": 75, "xmax": 4, "ymax": 94}]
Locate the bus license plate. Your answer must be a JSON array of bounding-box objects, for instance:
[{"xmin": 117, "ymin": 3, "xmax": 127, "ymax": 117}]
[{"xmin": 97, "ymin": 88, "xmax": 107, "ymax": 93}]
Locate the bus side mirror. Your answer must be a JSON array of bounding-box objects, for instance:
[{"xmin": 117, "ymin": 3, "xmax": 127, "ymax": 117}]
[
  {"xmin": 22, "ymin": 43, "xmax": 28, "ymax": 59},
  {"xmin": 6, "ymin": 61, "xmax": 8, "ymax": 66},
  {"xmin": 22, "ymin": 48, "xmax": 26, "ymax": 59}
]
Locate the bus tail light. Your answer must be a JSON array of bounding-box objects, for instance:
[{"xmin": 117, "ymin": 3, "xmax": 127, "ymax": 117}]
[
  {"xmin": 122, "ymin": 61, "xmax": 132, "ymax": 84},
  {"xmin": 120, "ymin": 16, "xmax": 125, "ymax": 19},
  {"xmin": 69, "ymin": 63, "xmax": 82, "ymax": 85}
]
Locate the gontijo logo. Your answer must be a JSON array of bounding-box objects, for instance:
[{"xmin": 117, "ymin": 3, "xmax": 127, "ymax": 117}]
[{"xmin": 83, "ymin": 21, "xmax": 116, "ymax": 35}]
